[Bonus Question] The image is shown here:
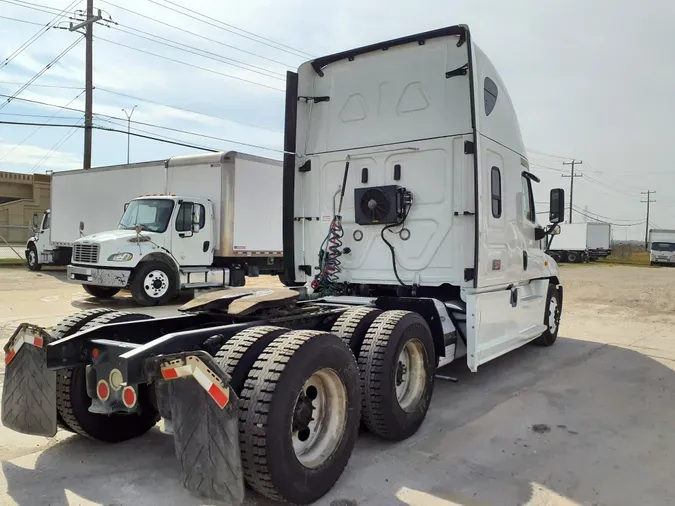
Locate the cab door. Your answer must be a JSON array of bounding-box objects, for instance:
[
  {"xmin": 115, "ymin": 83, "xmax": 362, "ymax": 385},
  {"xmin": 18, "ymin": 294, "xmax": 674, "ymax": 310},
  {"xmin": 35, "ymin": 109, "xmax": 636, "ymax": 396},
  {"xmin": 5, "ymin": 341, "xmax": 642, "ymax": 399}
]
[{"xmin": 170, "ymin": 199, "xmax": 214, "ymax": 266}]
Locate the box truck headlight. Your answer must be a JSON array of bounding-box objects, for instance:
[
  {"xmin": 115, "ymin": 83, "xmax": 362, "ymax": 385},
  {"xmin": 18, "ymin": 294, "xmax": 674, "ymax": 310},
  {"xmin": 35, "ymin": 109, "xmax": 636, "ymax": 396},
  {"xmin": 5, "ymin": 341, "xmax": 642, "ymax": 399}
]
[{"xmin": 108, "ymin": 252, "xmax": 133, "ymax": 262}]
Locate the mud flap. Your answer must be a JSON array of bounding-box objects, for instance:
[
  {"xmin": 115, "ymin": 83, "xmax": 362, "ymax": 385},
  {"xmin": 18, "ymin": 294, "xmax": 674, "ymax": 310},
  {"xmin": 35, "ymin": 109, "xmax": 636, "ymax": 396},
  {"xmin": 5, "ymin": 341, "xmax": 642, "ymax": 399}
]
[
  {"xmin": 1, "ymin": 324, "xmax": 57, "ymax": 437},
  {"xmin": 158, "ymin": 353, "xmax": 244, "ymax": 505}
]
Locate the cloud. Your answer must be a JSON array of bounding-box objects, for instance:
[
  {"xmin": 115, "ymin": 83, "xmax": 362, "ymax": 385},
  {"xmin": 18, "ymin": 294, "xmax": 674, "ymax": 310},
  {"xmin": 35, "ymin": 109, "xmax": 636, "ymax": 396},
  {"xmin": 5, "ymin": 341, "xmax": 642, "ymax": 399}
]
[{"xmin": 0, "ymin": 143, "xmax": 81, "ymax": 171}]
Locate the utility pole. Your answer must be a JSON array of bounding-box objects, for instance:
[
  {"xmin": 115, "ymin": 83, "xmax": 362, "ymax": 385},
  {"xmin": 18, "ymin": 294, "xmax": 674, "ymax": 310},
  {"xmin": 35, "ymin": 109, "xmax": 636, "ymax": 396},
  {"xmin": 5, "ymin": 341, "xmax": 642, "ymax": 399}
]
[
  {"xmin": 641, "ymin": 190, "xmax": 656, "ymax": 249},
  {"xmin": 68, "ymin": 1, "xmax": 103, "ymax": 169},
  {"xmin": 122, "ymin": 105, "xmax": 137, "ymax": 164},
  {"xmin": 562, "ymin": 159, "xmax": 583, "ymax": 223}
]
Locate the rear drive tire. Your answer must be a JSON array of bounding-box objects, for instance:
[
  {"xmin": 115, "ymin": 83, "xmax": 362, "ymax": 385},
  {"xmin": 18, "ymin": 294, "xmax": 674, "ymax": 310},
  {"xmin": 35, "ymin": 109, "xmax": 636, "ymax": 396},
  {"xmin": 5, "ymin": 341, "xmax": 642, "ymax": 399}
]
[
  {"xmin": 56, "ymin": 311, "xmax": 159, "ymax": 442},
  {"xmin": 331, "ymin": 307, "xmax": 383, "ymax": 359},
  {"xmin": 49, "ymin": 308, "xmax": 118, "ymax": 432},
  {"xmin": 82, "ymin": 284, "xmax": 120, "ymax": 299},
  {"xmin": 214, "ymin": 325, "xmax": 288, "ymax": 395},
  {"xmin": 26, "ymin": 244, "xmax": 41, "ymax": 271},
  {"xmin": 239, "ymin": 330, "xmax": 360, "ymax": 504},
  {"xmin": 358, "ymin": 310, "xmax": 436, "ymax": 441},
  {"xmin": 566, "ymin": 252, "xmax": 578, "ymax": 263},
  {"xmin": 130, "ymin": 261, "xmax": 176, "ymax": 306},
  {"xmin": 533, "ymin": 284, "xmax": 562, "ymax": 347}
]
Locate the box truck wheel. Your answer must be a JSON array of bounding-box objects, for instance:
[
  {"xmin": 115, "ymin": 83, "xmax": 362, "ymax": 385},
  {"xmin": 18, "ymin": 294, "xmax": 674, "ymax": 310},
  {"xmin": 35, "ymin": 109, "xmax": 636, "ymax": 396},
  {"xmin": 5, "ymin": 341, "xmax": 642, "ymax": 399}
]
[
  {"xmin": 331, "ymin": 307, "xmax": 383, "ymax": 359},
  {"xmin": 239, "ymin": 330, "xmax": 360, "ymax": 504},
  {"xmin": 82, "ymin": 284, "xmax": 120, "ymax": 299},
  {"xmin": 214, "ymin": 325, "xmax": 288, "ymax": 395},
  {"xmin": 358, "ymin": 310, "xmax": 436, "ymax": 441},
  {"xmin": 566, "ymin": 251, "xmax": 578, "ymax": 263},
  {"xmin": 26, "ymin": 244, "xmax": 41, "ymax": 271},
  {"xmin": 130, "ymin": 261, "xmax": 176, "ymax": 306},
  {"xmin": 56, "ymin": 311, "xmax": 159, "ymax": 442},
  {"xmin": 533, "ymin": 285, "xmax": 562, "ymax": 347}
]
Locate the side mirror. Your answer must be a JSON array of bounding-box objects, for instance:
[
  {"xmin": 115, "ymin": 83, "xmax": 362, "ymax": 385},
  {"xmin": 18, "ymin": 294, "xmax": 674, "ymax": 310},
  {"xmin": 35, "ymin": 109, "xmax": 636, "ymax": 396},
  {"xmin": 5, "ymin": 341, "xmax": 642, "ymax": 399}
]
[
  {"xmin": 32, "ymin": 213, "xmax": 39, "ymax": 230},
  {"xmin": 79, "ymin": 221, "xmax": 85, "ymax": 232},
  {"xmin": 551, "ymin": 225, "xmax": 561, "ymax": 236},
  {"xmin": 124, "ymin": 202, "xmax": 129, "ymax": 212},
  {"xmin": 549, "ymin": 188, "xmax": 565, "ymax": 224}
]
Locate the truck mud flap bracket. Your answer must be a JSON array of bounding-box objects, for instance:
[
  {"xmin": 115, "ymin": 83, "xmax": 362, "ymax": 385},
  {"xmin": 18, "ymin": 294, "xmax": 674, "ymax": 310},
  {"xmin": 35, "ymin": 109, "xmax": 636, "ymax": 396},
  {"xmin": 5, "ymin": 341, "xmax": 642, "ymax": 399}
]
[
  {"xmin": 150, "ymin": 352, "xmax": 244, "ymax": 505},
  {"xmin": 1, "ymin": 324, "xmax": 57, "ymax": 437}
]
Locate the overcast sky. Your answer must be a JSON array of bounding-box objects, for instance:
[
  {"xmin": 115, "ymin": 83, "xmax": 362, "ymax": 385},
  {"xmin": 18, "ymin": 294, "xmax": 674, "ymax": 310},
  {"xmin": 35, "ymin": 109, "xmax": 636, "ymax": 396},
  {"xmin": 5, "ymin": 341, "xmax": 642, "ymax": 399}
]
[{"xmin": 1, "ymin": 0, "xmax": 674, "ymax": 239}]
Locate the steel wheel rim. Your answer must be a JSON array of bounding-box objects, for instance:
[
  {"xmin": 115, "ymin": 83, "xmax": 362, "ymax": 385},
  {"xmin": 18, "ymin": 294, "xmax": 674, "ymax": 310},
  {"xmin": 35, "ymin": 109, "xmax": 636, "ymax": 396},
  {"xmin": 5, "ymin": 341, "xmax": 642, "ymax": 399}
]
[
  {"xmin": 143, "ymin": 270, "xmax": 169, "ymax": 298},
  {"xmin": 549, "ymin": 296, "xmax": 559, "ymax": 333},
  {"xmin": 28, "ymin": 250, "xmax": 36, "ymax": 266},
  {"xmin": 292, "ymin": 368, "xmax": 347, "ymax": 469},
  {"xmin": 395, "ymin": 338, "xmax": 426, "ymax": 413}
]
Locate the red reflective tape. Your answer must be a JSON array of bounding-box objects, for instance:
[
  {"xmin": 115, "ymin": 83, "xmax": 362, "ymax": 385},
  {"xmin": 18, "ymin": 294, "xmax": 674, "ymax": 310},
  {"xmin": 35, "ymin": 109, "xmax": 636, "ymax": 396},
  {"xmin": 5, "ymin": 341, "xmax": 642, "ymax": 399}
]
[
  {"xmin": 33, "ymin": 336, "xmax": 43, "ymax": 348},
  {"xmin": 4, "ymin": 350, "xmax": 16, "ymax": 365},
  {"xmin": 161, "ymin": 368, "xmax": 178, "ymax": 380},
  {"xmin": 208, "ymin": 383, "xmax": 229, "ymax": 409}
]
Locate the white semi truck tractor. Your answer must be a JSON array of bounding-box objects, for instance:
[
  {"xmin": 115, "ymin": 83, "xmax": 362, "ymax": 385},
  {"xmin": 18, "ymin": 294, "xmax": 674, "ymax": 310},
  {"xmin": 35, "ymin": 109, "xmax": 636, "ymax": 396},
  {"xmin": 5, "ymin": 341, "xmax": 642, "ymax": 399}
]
[
  {"xmin": 2, "ymin": 25, "xmax": 565, "ymax": 506},
  {"xmin": 66, "ymin": 151, "xmax": 284, "ymax": 305}
]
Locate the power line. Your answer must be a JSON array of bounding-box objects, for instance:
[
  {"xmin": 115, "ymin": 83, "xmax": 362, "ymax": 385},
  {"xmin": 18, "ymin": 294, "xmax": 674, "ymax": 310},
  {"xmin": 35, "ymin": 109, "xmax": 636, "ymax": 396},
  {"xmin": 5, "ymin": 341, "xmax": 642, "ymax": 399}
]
[
  {"xmin": 95, "ymin": 36, "xmax": 285, "ymax": 92},
  {"xmin": 0, "ymin": 0, "xmax": 79, "ymax": 70},
  {"xmin": 0, "ymin": 90, "xmax": 85, "ymax": 162},
  {"xmin": 0, "ymin": 104, "xmax": 285, "ymax": 154},
  {"xmin": 571, "ymin": 207, "xmax": 645, "ymax": 227},
  {"xmin": 0, "ymin": 0, "xmax": 70, "ymax": 17},
  {"xmin": 0, "ymin": 81, "xmax": 84, "ymax": 89},
  {"xmin": 0, "ymin": 120, "xmax": 220, "ymax": 152},
  {"xmin": 96, "ymin": 87, "xmax": 282, "ymax": 133},
  {"xmin": 27, "ymin": 119, "xmax": 83, "ymax": 174},
  {"xmin": 582, "ymin": 174, "xmax": 641, "ymax": 200},
  {"xmin": 571, "ymin": 205, "xmax": 642, "ymax": 223},
  {"xmin": 0, "ymin": 36, "xmax": 84, "ymax": 111},
  {"xmin": 0, "ymin": 14, "xmax": 49, "ymax": 27},
  {"xmin": 147, "ymin": 0, "xmax": 313, "ymax": 59},
  {"xmin": 0, "ymin": 111, "xmax": 82, "ymax": 119},
  {"xmin": 527, "ymin": 148, "xmax": 573, "ymax": 160},
  {"xmin": 107, "ymin": 24, "xmax": 285, "ymax": 80},
  {"xmin": 97, "ymin": 0, "xmax": 296, "ymax": 69}
]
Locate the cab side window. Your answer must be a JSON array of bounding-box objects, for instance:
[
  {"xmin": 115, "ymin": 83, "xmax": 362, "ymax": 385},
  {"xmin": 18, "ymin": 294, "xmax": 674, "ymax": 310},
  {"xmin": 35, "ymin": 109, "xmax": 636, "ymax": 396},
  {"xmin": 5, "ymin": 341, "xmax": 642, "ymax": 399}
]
[
  {"xmin": 521, "ymin": 176, "xmax": 536, "ymax": 222},
  {"xmin": 176, "ymin": 203, "xmax": 206, "ymax": 232}
]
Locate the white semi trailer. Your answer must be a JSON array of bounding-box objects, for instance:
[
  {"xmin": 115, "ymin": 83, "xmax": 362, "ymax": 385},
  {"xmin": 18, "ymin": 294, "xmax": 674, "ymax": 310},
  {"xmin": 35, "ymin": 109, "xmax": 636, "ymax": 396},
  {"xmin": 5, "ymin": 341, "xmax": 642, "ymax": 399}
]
[
  {"xmin": 2, "ymin": 25, "xmax": 566, "ymax": 506},
  {"xmin": 66, "ymin": 151, "xmax": 284, "ymax": 305},
  {"xmin": 649, "ymin": 229, "xmax": 675, "ymax": 265},
  {"xmin": 25, "ymin": 160, "xmax": 169, "ymax": 271},
  {"xmin": 549, "ymin": 222, "xmax": 590, "ymax": 263}
]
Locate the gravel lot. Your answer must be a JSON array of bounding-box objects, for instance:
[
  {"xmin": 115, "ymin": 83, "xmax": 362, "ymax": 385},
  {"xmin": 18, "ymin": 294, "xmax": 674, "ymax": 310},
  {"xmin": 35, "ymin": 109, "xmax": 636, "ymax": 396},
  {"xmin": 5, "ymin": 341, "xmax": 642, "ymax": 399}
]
[{"xmin": 0, "ymin": 265, "xmax": 674, "ymax": 506}]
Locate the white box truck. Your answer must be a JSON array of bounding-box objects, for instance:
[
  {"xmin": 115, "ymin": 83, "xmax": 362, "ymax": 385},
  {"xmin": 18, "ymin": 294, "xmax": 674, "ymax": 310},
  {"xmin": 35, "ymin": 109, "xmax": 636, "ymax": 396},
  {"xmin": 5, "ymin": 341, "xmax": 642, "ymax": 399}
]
[
  {"xmin": 586, "ymin": 222, "xmax": 612, "ymax": 261},
  {"xmin": 26, "ymin": 159, "xmax": 169, "ymax": 271},
  {"xmin": 549, "ymin": 222, "xmax": 589, "ymax": 263},
  {"xmin": 649, "ymin": 229, "xmax": 675, "ymax": 265},
  {"xmin": 66, "ymin": 151, "xmax": 283, "ymax": 305},
  {"xmin": 2, "ymin": 25, "xmax": 567, "ymax": 506}
]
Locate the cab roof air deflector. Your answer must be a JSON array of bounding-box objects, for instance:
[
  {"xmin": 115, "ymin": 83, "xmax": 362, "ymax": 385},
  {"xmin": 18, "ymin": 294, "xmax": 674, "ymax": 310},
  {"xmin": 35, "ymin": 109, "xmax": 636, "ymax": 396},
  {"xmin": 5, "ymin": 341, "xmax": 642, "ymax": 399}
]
[{"xmin": 311, "ymin": 24, "xmax": 468, "ymax": 77}]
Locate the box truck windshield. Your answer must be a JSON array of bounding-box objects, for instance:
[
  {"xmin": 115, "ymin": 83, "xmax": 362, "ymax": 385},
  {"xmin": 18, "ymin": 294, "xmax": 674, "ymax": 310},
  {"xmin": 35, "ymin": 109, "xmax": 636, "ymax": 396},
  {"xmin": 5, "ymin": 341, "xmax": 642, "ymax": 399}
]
[
  {"xmin": 652, "ymin": 242, "xmax": 675, "ymax": 252},
  {"xmin": 118, "ymin": 199, "xmax": 174, "ymax": 233}
]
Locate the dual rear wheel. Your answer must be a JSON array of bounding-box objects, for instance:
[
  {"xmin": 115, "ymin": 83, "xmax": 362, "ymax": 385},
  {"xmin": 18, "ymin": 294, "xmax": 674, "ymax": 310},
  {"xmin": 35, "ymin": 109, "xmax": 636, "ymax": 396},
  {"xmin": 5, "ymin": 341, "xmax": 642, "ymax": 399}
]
[{"xmin": 207, "ymin": 309, "xmax": 436, "ymax": 504}]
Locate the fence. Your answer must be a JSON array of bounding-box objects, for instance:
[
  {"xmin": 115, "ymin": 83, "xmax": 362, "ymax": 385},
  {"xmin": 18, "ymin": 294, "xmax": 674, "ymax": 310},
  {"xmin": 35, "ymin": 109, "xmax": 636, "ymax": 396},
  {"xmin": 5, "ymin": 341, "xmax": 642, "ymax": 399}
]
[{"xmin": 0, "ymin": 225, "xmax": 29, "ymax": 261}]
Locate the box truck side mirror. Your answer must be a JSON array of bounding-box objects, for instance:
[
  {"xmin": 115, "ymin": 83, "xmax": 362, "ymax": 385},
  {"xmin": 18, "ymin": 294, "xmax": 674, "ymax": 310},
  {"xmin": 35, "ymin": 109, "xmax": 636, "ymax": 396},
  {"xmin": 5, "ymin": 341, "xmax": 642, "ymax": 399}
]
[
  {"xmin": 124, "ymin": 202, "xmax": 129, "ymax": 212},
  {"xmin": 32, "ymin": 213, "xmax": 39, "ymax": 230},
  {"xmin": 549, "ymin": 188, "xmax": 565, "ymax": 224},
  {"xmin": 79, "ymin": 221, "xmax": 85, "ymax": 233}
]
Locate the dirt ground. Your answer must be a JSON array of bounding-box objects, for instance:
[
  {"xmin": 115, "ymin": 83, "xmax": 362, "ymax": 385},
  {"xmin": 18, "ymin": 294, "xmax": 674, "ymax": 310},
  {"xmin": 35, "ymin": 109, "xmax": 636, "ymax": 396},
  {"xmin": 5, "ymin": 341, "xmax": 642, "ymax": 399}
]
[{"xmin": 0, "ymin": 265, "xmax": 674, "ymax": 506}]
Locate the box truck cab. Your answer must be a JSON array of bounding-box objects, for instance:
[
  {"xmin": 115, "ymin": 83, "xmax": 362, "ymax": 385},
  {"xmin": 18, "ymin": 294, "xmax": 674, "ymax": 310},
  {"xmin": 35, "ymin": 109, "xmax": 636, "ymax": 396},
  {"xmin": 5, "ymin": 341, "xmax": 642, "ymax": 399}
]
[
  {"xmin": 68, "ymin": 195, "xmax": 232, "ymax": 305},
  {"xmin": 67, "ymin": 152, "xmax": 284, "ymax": 305},
  {"xmin": 649, "ymin": 229, "xmax": 675, "ymax": 265},
  {"xmin": 25, "ymin": 209, "xmax": 71, "ymax": 270}
]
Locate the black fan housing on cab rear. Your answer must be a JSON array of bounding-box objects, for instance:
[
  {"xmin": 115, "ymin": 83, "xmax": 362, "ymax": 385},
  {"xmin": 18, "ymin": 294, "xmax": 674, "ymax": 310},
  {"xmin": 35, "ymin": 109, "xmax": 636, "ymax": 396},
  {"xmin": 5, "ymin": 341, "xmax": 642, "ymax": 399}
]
[{"xmin": 354, "ymin": 185, "xmax": 401, "ymax": 225}]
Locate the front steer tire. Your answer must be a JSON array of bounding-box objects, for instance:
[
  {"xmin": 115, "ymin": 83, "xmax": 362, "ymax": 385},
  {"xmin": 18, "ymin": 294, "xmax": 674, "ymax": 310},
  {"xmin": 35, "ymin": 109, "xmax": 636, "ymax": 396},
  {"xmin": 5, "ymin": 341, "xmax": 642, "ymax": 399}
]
[
  {"xmin": 358, "ymin": 310, "xmax": 436, "ymax": 441},
  {"xmin": 239, "ymin": 330, "xmax": 361, "ymax": 504},
  {"xmin": 56, "ymin": 311, "xmax": 159, "ymax": 442},
  {"xmin": 130, "ymin": 261, "xmax": 176, "ymax": 306},
  {"xmin": 26, "ymin": 244, "xmax": 41, "ymax": 271},
  {"xmin": 533, "ymin": 284, "xmax": 562, "ymax": 347},
  {"xmin": 82, "ymin": 284, "xmax": 121, "ymax": 299}
]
